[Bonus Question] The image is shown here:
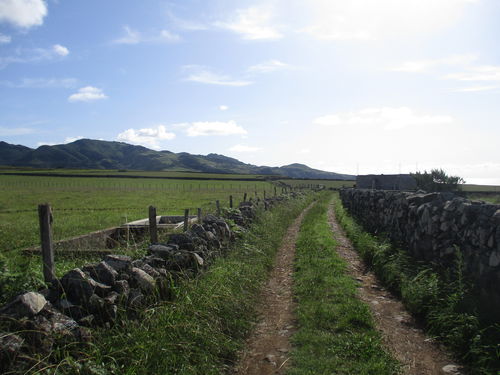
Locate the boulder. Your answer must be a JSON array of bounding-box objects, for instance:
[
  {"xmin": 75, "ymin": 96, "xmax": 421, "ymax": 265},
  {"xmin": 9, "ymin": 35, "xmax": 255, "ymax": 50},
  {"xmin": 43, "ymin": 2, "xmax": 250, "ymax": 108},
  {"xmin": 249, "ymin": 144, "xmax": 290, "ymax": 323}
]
[
  {"xmin": 130, "ymin": 268, "xmax": 156, "ymax": 294},
  {"xmin": 60, "ymin": 269, "xmax": 112, "ymax": 304},
  {"xmin": 103, "ymin": 254, "xmax": 132, "ymax": 273},
  {"xmin": 82, "ymin": 261, "xmax": 118, "ymax": 286},
  {"xmin": 0, "ymin": 292, "xmax": 47, "ymax": 318}
]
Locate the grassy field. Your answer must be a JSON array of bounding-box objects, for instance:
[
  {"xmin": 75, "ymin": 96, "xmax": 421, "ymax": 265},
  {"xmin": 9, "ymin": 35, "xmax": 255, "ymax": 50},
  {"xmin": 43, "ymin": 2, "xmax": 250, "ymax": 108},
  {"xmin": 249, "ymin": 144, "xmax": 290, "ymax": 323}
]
[
  {"xmin": 31, "ymin": 192, "xmax": 314, "ymax": 375},
  {"xmin": 280, "ymin": 179, "xmax": 356, "ymax": 189},
  {"xmin": 0, "ymin": 174, "xmax": 277, "ymax": 304},
  {"xmin": 289, "ymin": 192, "xmax": 399, "ymax": 374},
  {"xmin": 462, "ymin": 184, "xmax": 500, "ymax": 192},
  {"xmin": 0, "ymin": 166, "xmax": 274, "ymax": 180}
]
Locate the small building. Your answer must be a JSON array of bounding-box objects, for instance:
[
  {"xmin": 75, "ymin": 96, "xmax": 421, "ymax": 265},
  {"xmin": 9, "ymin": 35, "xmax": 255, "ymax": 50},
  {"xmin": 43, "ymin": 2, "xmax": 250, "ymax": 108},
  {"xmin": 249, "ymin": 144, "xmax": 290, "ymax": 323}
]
[{"xmin": 356, "ymin": 174, "xmax": 417, "ymax": 191}]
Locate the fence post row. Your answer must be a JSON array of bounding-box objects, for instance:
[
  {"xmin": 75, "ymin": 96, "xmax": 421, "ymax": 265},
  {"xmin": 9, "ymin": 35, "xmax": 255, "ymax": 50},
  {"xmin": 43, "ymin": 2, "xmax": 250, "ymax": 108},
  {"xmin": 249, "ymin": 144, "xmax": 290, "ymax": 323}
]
[
  {"xmin": 149, "ymin": 205, "xmax": 158, "ymax": 244},
  {"xmin": 184, "ymin": 209, "xmax": 189, "ymax": 232},
  {"xmin": 38, "ymin": 203, "xmax": 55, "ymax": 284}
]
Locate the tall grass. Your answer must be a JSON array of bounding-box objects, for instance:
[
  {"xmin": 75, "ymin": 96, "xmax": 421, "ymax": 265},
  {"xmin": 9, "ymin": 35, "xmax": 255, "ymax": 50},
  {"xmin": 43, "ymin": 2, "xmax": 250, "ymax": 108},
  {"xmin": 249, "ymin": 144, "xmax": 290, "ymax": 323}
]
[
  {"xmin": 24, "ymin": 193, "xmax": 315, "ymax": 375},
  {"xmin": 333, "ymin": 195, "xmax": 500, "ymax": 374},
  {"xmin": 289, "ymin": 192, "xmax": 399, "ymax": 374}
]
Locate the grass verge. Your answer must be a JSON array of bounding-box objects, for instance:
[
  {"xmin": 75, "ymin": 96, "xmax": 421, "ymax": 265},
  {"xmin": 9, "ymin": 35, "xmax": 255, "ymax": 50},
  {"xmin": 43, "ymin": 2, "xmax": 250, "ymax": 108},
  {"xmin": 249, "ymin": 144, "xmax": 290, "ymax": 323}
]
[
  {"xmin": 333, "ymin": 195, "xmax": 500, "ymax": 375},
  {"xmin": 289, "ymin": 192, "xmax": 399, "ymax": 374},
  {"xmin": 28, "ymin": 194, "xmax": 315, "ymax": 375}
]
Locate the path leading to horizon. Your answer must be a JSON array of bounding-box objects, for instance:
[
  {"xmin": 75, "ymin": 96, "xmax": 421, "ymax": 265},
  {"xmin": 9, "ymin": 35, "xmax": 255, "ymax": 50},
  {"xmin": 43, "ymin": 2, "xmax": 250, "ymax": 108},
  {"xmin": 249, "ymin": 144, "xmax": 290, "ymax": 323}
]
[{"xmin": 233, "ymin": 198, "xmax": 462, "ymax": 375}]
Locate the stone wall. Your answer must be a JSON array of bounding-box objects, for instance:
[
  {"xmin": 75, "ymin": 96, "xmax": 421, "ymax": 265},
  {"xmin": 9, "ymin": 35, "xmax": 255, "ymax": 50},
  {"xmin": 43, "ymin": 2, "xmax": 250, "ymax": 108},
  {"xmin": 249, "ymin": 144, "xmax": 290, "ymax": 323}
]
[
  {"xmin": 340, "ymin": 188, "xmax": 500, "ymax": 318},
  {"xmin": 0, "ymin": 194, "xmax": 299, "ymax": 373}
]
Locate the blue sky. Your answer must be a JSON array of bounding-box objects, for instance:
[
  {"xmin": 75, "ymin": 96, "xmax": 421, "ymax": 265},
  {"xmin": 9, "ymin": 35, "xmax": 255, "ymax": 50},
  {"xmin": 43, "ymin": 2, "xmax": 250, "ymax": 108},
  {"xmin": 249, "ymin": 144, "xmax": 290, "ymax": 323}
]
[{"xmin": 0, "ymin": 0, "xmax": 499, "ymax": 184}]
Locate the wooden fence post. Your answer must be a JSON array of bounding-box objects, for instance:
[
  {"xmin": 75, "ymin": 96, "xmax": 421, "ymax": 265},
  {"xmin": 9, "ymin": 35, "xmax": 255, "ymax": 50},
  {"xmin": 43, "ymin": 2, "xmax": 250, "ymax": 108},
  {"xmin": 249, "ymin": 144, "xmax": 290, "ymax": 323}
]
[
  {"xmin": 229, "ymin": 195, "xmax": 233, "ymax": 208},
  {"xmin": 38, "ymin": 204, "xmax": 55, "ymax": 284},
  {"xmin": 274, "ymin": 186, "xmax": 277, "ymax": 196},
  {"xmin": 216, "ymin": 200, "xmax": 221, "ymax": 216},
  {"xmin": 197, "ymin": 208, "xmax": 202, "ymax": 223},
  {"xmin": 243, "ymin": 192, "xmax": 247, "ymax": 202},
  {"xmin": 184, "ymin": 209, "xmax": 189, "ymax": 232},
  {"xmin": 149, "ymin": 205, "xmax": 158, "ymax": 244}
]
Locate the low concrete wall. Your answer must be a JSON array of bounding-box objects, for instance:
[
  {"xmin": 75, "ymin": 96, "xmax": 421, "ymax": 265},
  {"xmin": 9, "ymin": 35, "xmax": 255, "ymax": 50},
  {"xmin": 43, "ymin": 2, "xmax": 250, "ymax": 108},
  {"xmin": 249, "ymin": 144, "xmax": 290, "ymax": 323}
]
[{"xmin": 340, "ymin": 188, "xmax": 500, "ymax": 318}]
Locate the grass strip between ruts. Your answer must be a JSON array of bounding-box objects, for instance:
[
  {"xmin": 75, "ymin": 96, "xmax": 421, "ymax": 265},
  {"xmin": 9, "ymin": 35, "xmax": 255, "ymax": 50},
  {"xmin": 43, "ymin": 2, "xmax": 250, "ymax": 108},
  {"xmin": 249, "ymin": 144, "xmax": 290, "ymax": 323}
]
[
  {"xmin": 289, "ymin": 192, "xmax": 400, "ymax": 375},
  {"xmin": 35, "ymin": 194, "xmax": 315, "ymax": 375}
]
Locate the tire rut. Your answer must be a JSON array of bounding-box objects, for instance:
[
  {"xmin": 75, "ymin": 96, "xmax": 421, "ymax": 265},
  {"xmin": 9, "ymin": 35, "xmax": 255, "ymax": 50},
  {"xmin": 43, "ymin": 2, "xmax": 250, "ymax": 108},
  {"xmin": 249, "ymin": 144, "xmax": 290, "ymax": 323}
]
[
  {"xmin": 232, "ymin": 203, "xmax": 313, "ymax": 375},
  {"xmin": 327, "ymin": 202, "xmax": 464, "ymax": 375}
]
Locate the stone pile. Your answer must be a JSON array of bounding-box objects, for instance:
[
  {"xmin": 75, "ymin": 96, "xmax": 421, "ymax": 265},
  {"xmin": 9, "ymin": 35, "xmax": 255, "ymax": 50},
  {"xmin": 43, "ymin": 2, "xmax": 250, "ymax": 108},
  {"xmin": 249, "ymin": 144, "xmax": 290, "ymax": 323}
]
[
  {"xmin": 340, "ymin": 188, "xmax": 500, "ymax": 319},
  {"xmin": 0, "ymin": 198, "xmax": 271, "ymax": 372}
]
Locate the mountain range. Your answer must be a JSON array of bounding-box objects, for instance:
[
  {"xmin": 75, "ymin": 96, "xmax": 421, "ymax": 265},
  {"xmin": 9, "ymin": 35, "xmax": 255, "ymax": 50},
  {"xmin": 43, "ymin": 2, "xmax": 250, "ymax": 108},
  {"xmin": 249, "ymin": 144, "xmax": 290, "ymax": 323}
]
[{"xmin": 0, "ymin": 139, "xmax": 354, "ymax": 180}]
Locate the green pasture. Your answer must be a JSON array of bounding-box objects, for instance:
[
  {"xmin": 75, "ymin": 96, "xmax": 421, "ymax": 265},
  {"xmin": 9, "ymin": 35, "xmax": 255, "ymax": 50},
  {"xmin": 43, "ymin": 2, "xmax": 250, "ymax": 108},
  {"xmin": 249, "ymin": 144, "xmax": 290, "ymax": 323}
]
[
  {"xmin": 279, "ymin": 179, "xmax": 355, "ymax": 188},
  {"xmin": 0, "ymin": 174, "xmax": 275, "ymax": 253},
  {"xmin": 0, "ymin": 167, "xmax": 273, "ymax": 180},
  {"xmin": 0, "ymin": 174, "xmax": 277, "ymax": 303}
]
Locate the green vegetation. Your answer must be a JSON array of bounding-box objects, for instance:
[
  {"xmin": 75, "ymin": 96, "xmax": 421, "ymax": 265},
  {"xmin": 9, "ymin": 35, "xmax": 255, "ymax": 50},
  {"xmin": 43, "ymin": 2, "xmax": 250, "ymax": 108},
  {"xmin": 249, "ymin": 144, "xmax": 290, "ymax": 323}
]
[
  {"xmin": 289, "ymin": 192, "xmax": 399, "ymax": 374},
  {"xmin": 462, "ymin": 184, "xmax": 500, "ymax": 192},
  {"xmin": 279, "ymin": 179, "xmax": 356, "ymax": 189},
  {"xmin": 334, "ymin": 195, "xmax": 500, "ymax": 374},
  {"xmin": 0, "ymin": 174, "xmax": 275, "ymax": 304},
  {"xmin": 0, "ymin": 167, "xmax": 273, "ymax": 180},
  {"xmin": 467, "ymin": 194, "xmax": 500, "ymax": 204},
  {"xmin": 412, "ymin": 169, "xmax": 465, "ymax": 192},
  {"xmin": 38, "ymin": 192, "xmax": 313, "ymax": 375}
]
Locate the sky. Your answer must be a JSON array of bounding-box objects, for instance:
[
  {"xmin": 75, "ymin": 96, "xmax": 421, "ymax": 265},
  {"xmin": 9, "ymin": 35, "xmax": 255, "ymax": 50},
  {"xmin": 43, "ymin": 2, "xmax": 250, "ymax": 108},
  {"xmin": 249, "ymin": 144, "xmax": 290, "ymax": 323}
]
[{"xmin": 0, "ymin": 0, "xmax": 499, "ymax": 184}]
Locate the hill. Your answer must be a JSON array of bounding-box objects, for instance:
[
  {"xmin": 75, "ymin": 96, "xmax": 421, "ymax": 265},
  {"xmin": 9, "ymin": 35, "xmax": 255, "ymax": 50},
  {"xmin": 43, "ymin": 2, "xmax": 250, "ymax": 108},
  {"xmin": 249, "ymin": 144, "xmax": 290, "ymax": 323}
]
[{"xmin": 0, "ymin": 139, "xmax": 354, "ymax": 180}]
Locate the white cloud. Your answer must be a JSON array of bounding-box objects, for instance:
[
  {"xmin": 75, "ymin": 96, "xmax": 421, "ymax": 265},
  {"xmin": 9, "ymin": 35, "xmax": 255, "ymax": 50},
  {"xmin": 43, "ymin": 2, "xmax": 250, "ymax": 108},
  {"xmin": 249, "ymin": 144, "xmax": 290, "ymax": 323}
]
[
  {"xmin": 113, "ymin": 26, "xmax": 141, "ymax": 44},
  {"xmin": 314, "ymin": 107, "xmax": 453, "ymax": 130},
  {"xmin": 299, "ymin": 148, "xmax": 311, "ymax": 154},
  {"xmin": 451, "ymin": 85, "xmax": 500, "ymax": 93},
  {"xmin": 391, "ymin": 55, "xmax": 476, "ymax": 73},
  {"xmin": 113, "ymin": 26, "xmax": 180, "ymax": 44},
  {"xmin": 219, "ymin": 105, "xmax": 229, "ymax": 111},
  {"xmin": 52, "ymin": 44, "xmax": 69, "ymax": 56},
  {"xmin": 248, "ymin": 59, "xmax": 290, "ymax": 73},
  {"xmin": 68, "ymin": 86, "xmax": 108, "ymax": 102},
  {"xmin": 117, "ymin": 125, "xmax": 176, "ymax": 150},
  {"xmin": 299, "ymin": 0, "xmax": 478, "ymax": 41},
  {"xmin": 0, "ymin": 0, "xmax": 47, "ymax": 28},
  {"xmin": 186, "ymin": 121, "xmax": 247, "ymax": 137},
  {"xmin": 445, "ymin": 65, "xmax": 500, "ymax": 81},
  {"xmin": 64, "ymin": 136, "xmax": 83, "ymax": 143},
  {"xmin": 1, "ymin": 77, "xmax": 77, "ymax": 88},
  {"xmin": 229, "ymin": 144, "xmax": 261, "ymax": 153},
  {"xmin": 183, "ymin": 66, "xmax": 253, "ymax": 86},
  {"xmin": 0, "ymin": 33, "xmax": 11, "ymax": 43},
  {"xmin": 160, "ymin": 29, "xmax": 181, "ymax": 42},
  {"xmin": 215, "ymin": 6, "xmax": 283, "ymax": 40},
  {"xmin": 0, "ymin": 126, "xmax": 35, "ymax": 136},
  {"xmin": 0, "ymin": 45, "xmax": 69, "ymax": 69}
]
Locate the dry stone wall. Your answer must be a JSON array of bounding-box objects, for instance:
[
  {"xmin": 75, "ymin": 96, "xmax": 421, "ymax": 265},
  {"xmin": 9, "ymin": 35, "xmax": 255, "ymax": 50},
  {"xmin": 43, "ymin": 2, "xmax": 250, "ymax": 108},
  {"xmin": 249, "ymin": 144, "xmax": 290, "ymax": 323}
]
[
  {"xmin": 340, "ymin": 188, "xmax": 500, "ymax": 317},
  {"xmin": 0, "ymin": 194, "xmax": 298, "ymax": 373}
]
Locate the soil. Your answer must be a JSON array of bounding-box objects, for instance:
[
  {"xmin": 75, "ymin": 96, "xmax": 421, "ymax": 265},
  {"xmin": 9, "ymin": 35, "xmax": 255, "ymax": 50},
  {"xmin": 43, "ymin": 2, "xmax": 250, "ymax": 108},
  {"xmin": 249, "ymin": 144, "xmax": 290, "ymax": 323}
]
[
  {"xmin": 232, "ymin": 205, "xmax": 311, "ymax": 375},
  {"xmin": 232, "ymin": 201, "xmax": 464, "ymax": 375},
  {"xmin": 327, "ymin": 202, "xmax": 464, "ymax": 375}
]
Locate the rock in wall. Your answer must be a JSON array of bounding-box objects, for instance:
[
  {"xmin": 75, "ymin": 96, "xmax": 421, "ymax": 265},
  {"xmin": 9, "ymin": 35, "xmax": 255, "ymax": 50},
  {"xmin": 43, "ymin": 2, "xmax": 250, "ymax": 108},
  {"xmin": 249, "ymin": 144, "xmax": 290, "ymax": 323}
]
[{"xmin": 340, "ymin": 188, "xmax": 500, "ymax": 319}]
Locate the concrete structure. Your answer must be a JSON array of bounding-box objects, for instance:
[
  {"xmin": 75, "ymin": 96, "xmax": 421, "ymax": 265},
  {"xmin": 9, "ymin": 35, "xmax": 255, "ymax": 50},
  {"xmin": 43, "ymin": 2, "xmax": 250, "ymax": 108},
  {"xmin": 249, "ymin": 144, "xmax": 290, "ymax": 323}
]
[{"xmin": 356, "ymin": 174, "xmax": 417, "ymax": 190}]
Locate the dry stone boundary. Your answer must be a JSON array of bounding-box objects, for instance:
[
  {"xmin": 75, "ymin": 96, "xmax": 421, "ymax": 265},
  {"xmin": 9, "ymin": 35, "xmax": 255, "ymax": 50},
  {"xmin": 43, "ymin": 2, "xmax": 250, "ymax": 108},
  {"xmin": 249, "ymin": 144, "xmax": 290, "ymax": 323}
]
[
  {"xmin": 0, "ymin": 194, "xmax": 299, "ymax": 373},
  {"xmin": 340, "ymin": 188, "xmax": 500, "ymax": 320}
]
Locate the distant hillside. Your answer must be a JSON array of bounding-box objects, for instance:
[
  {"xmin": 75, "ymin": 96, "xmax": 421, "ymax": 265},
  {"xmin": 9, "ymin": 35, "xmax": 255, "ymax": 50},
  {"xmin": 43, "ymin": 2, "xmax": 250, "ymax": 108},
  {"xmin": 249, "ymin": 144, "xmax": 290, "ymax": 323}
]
[{"xmin": 0, "ymin": 139, "xmax": 355, "ymax": 180}]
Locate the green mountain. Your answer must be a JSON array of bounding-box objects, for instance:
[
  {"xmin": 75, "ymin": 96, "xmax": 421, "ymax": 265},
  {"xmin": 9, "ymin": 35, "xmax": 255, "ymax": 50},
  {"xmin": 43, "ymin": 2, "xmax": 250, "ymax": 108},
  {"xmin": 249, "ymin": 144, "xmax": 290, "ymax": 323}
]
[{"xmin": 0, "ymin": 139, "xmax": 354, "ymax": 180}]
